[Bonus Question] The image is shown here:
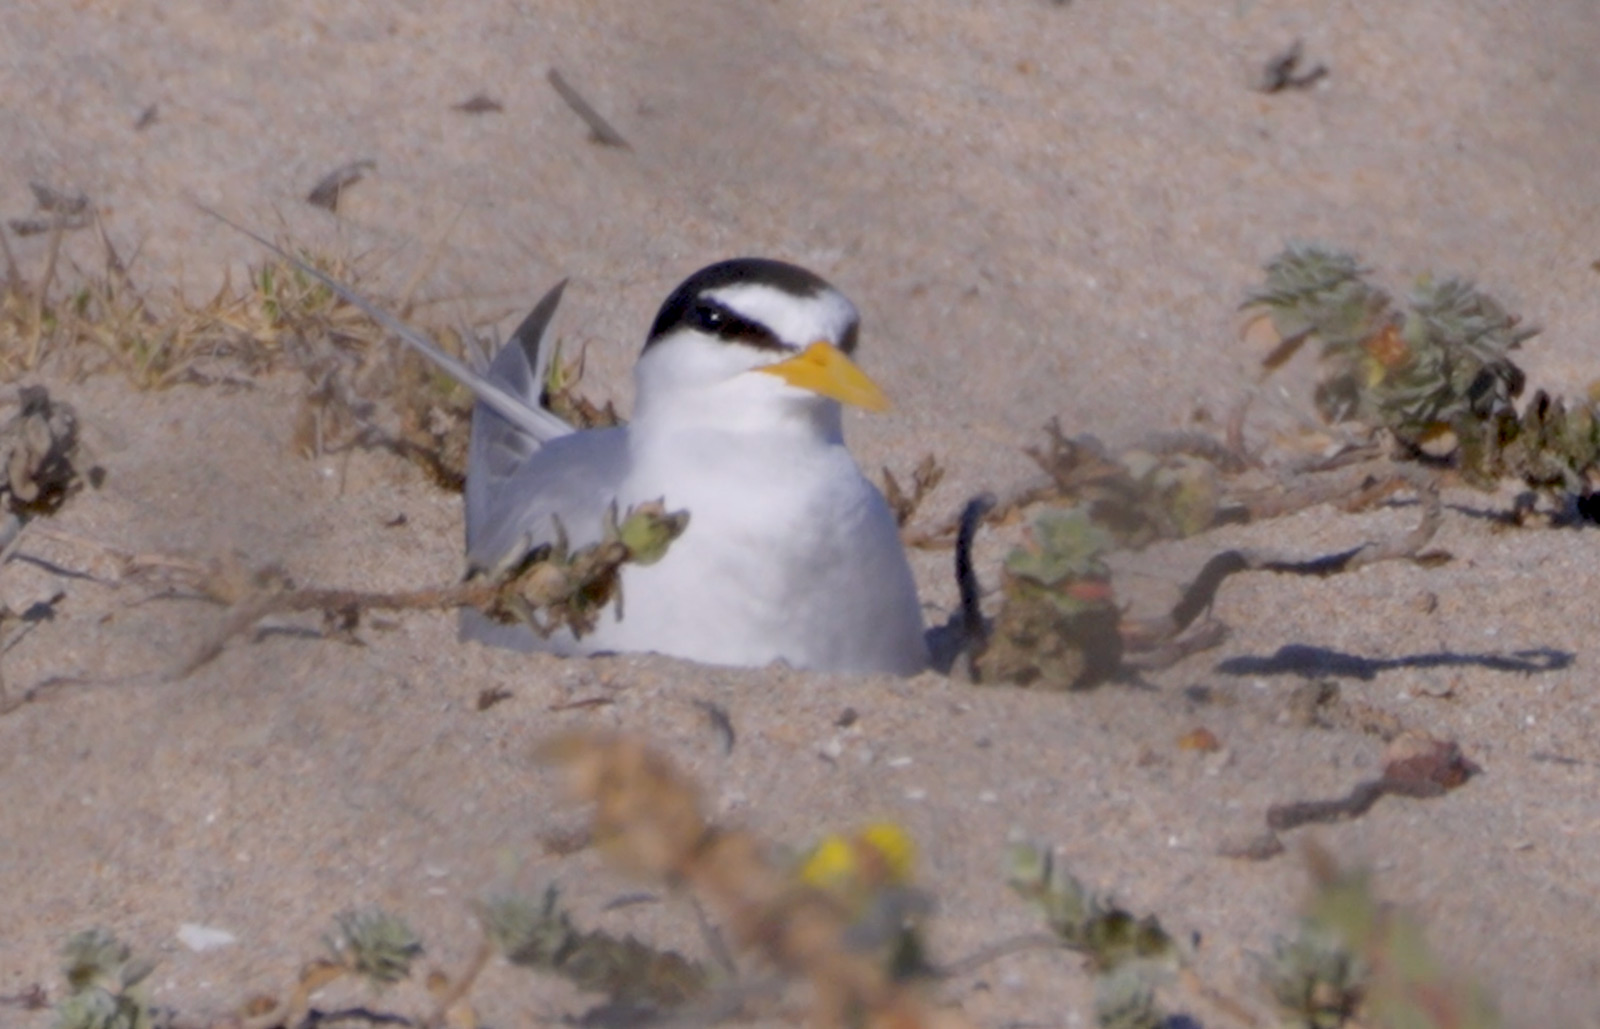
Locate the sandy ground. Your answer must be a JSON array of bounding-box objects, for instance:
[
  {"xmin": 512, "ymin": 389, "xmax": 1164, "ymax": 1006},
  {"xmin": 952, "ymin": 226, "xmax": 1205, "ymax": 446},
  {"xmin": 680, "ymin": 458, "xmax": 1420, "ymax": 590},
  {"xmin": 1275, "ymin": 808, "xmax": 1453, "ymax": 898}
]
[{"xmin": 3, "ymin": 1, "xmax": 1600, "ymax": 1026}]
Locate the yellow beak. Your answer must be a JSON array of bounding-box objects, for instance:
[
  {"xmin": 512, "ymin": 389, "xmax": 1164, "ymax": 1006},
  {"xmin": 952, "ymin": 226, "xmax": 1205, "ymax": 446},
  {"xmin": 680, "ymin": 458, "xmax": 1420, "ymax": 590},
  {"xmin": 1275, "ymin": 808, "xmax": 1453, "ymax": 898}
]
[{"xmin": 756, "ymin": 342, "xmax": 891, "ymax": 412}]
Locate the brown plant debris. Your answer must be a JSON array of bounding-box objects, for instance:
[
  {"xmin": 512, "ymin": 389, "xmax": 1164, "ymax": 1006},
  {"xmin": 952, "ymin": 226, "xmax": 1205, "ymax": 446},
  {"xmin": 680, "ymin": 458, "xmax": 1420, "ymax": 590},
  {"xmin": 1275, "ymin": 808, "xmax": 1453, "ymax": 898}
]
[
  {"xmin": 975, "ymin": 476, "xmax": 1440, "ymax": 690},
  {"xmin": 0, "ymin": 386, "xmax": 96, "ymax": 520},
  {"xmin": 884, "ymin": 454, "xmax": 945, "ymax": 528},
  {"xmin": 173, "ymin": 499, "xmax": 686, "ymax": 679},
  {"xmin": 8, "ymin": 182, "xmax": 93, "ymax": 238},
  {"xmin": 306, "ymin": 159, "xmax": 377, "ymax": 212},
  {"xmin": 1265, "ymin": 733, "xmax": 1477, "ymax": 832},
  {"xmin": 547, "ymin": 69, "xmax": 632, "ymax": 150},
  {"xmin": 0, "ymin": 502, "xmax": 686, "ymax": 711},
  {"xmin": 541, "ymin": 733, "xmax": 976, "ymax": 1029},
  {"xmin": 1176, "ymin": 727, "xmax": 1222, "ymax": 753},
  {"xmin": 1256, "ymin": 40, "xmax": 1328, "ymax": 94},
  {"xmin": 1380, "ymin": 731, "xmax": 1480, "ymax": 790},
  {"xmin": 452, "ymin": 92, "xmax": 504, "ymax": 114},
  {"xmin": 475, "ymin": 685, "xmax": 513, "ymax": 711}
]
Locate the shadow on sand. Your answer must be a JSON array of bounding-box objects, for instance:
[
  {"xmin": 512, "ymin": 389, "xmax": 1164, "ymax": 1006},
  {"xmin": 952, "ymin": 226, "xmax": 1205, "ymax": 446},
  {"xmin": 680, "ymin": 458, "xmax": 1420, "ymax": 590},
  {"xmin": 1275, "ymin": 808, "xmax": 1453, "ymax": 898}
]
[{"xmin": 1215, "ymin": 644, "xmax": 1572, "ymax": 681}]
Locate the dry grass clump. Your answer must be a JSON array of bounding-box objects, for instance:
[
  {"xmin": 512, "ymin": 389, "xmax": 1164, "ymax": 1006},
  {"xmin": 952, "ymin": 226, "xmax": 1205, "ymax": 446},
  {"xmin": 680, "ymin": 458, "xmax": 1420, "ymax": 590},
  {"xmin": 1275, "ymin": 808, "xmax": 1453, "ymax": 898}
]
[
  {"xmin": 1, "ymin": 216, "xmax": 360, "ymax": 387},
  {"xmin": 0, "ymin": 216, "xmax": 495, "ymax": 488},
  {"xmin": 0, "ymin": 213, "xmax": 630, "ymax": 492}
]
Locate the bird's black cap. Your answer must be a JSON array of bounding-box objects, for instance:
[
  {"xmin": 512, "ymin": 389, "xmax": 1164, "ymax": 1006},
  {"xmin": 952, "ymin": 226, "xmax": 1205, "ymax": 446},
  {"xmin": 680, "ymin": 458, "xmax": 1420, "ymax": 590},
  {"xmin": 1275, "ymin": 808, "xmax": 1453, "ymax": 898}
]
[{"xmin": 644, "ymin": 258, "xmax": 858, "ymax": 354}]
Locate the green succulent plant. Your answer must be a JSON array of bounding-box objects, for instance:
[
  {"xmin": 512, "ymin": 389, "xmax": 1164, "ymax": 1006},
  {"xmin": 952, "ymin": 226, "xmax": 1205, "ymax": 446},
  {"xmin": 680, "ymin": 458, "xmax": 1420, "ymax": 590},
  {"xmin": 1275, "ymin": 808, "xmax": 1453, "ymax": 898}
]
[{"xmin": 325, "ymin": 908, "xmax": 423, "ymax": 986}]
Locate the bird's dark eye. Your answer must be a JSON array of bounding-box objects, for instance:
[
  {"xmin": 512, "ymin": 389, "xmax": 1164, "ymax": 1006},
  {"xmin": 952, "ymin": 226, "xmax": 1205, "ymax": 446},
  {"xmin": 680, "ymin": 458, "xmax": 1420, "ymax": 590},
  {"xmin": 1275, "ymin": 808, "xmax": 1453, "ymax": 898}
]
[
  {"xmin": 684, "ymin": 298, "xmax": 786, "ymax": 351},
  {"xmin": 690, "ymin": 302, "xmax": 726, "ymax": 333}
]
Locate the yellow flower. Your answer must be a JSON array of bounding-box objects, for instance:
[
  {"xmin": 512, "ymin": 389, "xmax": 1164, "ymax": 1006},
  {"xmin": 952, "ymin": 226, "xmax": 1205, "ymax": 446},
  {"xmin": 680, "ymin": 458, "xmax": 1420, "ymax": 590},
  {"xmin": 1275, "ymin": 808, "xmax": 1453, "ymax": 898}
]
[{"xmin": 798, "ymin": 822, "xmax": 916, "ymax": 899}]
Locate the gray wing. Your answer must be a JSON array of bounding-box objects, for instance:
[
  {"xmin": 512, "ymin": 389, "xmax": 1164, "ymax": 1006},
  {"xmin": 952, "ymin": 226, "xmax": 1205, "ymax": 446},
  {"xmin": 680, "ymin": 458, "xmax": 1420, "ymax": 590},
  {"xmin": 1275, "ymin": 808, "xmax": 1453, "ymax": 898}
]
[
  {"xmin": 461, "ymin": 283, "xmax": 632, "ymax": 653},
  {"xmin": 461, "ymin": 426, "xmax": 630, "ymax": 652},
  {"xmin": 465, "ymin": 426, "xmax": 630, "ymax": 570},
  {"xmin": 466, "ymin": 278, "xmax": 632, "ymax": 568}
]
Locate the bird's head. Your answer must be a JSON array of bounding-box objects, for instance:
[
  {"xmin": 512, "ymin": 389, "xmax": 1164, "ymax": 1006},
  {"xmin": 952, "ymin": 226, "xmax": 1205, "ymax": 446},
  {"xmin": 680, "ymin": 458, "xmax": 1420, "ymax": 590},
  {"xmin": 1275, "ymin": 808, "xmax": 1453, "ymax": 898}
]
[{"xmin": 632, "ymin": 258, "xmax": 888, "ymax": 437}]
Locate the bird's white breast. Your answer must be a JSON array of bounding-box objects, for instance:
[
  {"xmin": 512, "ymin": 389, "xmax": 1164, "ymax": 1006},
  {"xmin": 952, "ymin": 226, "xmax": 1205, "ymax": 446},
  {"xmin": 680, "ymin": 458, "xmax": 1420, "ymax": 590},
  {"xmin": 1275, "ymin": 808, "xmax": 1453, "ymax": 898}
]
[{"xmin": 595, "ymin": 425, "xmax": 928, "ymax": 673}]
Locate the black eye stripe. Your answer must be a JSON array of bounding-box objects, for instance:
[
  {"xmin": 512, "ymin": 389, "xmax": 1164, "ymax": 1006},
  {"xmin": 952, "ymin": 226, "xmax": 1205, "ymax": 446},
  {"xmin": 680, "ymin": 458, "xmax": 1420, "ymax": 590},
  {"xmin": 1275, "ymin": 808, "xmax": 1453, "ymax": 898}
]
[{"xmin": 692, "ymin": 300, "xmax": 790, "ymax": 352}]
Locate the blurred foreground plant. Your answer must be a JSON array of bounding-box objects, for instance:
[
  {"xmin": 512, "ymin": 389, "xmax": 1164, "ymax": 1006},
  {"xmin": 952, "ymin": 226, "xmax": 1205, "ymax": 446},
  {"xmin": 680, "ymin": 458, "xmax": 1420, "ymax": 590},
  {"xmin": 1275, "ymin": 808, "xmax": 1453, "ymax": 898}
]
[
  {"xmin": 1263, "ymin": 849, "xmax": 1499, "ymax": 1029},
  {"xmin": 1006, "ymin": 841, "xmax": 1178, "ymax": 1029},
  {"xmin": 51, "ymin": 930, "xmax": 155, "ymax": 1029}
]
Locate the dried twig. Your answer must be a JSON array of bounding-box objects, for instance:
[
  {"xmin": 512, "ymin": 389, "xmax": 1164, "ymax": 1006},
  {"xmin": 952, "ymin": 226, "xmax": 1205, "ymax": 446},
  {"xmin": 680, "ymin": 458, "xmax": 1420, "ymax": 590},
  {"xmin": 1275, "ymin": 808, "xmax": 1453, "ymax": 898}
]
[
  {"xmin": 1256, "ymin": 40, "xmax": 1329, "ymax": 93},
  {"xmin": 307, "ymin": 159, "xmax": 377, "ymax": 212},
  {"xmin": 884, "ymin": 455, "xmax": 945, "ymax": 528},
  {"xmin": 1124, "ymin": 478, "xmax": 1442, "ymax": 651},
  {"xmin": 547, "ymin": 69, "xmax": 632, "ymax": 149}
]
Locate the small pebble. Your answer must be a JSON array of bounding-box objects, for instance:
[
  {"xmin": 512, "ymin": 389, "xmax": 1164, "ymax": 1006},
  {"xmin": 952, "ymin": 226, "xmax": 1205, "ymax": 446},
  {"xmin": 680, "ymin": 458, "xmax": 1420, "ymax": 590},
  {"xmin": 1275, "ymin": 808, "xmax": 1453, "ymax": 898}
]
[{"xmin": 177, "ymin": 924, "xmax": 237, "ymax": 952}]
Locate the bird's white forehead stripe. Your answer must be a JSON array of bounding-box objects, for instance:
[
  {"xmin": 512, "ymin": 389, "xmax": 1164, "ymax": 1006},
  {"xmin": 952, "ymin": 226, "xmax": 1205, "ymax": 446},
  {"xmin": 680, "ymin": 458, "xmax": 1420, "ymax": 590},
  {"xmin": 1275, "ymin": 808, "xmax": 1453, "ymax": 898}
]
[{"xmin": 704, "ymin": 282, "xmax": 858, "ymax": 347}]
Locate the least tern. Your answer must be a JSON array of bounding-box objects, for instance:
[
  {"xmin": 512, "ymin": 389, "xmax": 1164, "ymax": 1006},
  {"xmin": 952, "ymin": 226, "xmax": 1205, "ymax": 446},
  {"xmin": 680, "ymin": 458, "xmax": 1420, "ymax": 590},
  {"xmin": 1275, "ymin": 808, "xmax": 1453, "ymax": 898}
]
[
  {"xmin": 459, "ymin": 258, "xmax": 929, "ymax": 674},
  {"xmin": 208, "ymin": 211, "xmax": 928, "ymax": 672}
]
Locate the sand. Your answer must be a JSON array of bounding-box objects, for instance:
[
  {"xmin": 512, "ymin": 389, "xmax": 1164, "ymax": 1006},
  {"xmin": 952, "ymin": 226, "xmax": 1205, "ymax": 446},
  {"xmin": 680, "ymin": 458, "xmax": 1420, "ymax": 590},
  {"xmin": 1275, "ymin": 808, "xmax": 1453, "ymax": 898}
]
[{"xmin": 2, "ymin": 1, "xmax": 1598, "ymax": 1026}]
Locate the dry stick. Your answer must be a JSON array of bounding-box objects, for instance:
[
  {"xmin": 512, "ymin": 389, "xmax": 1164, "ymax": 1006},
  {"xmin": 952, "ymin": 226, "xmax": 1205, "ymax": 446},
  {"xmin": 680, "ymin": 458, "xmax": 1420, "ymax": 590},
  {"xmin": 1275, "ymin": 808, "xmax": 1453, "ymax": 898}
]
[
  {"xmin": 424, "ymin": 938, "xmax": 492, "ymax": 1029},
  {"xmin": 0, "ymin": 222, "xmax": 21, "ymax": 293},
  {"xmin": 0, "ymin": 576, "xmax": 503, "ymax": 715},
  {"xmin": 1120, "ymin": 619, "xmax": 1229, "ymax": 672},
  {"xmin": 1266, "ymin": 775, "xmax": 1446, "ymax": 831},
  {"xmin": 1229, "ymin": 460, "xmax": 1393, "ymax": 522},
  {"xmin": 23, "ymin": 525, "xmax": 219, "ymax": 585},
  {"xmin": 27, "ymin": 218, "xmax": 65, "ymax": 366},
  {"xmin": 547, "ymin": 69, "xmax": 632, "ymax": 149},
  {"xmin": 906, "ymin": 419, "xmax": 1257, "ymax": 550},
  {"xmin": 172, "ymin": 578, "xmax": 498, "ymax": 681},
  {"xmin": 92, "ymin": 206, "xmax": 130, "ymax": 283},
  {"xmin": 1224, "ymin": 389, "xmax": 1254, "ymax": 456},
  {"xmin": 0, "ymin": 672, "xmax": 115, "ymax": 716},
  {"xmin": 306, "ymin": 159, "xmax": 377, "ymax": 212},
  {"xmin": 1125, "ymin": 477, "xmax": 1441, "ymax": 650},
  {"xmin": 936, "ymin": 932, "xmax": 1066, "ymax": 979}
]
